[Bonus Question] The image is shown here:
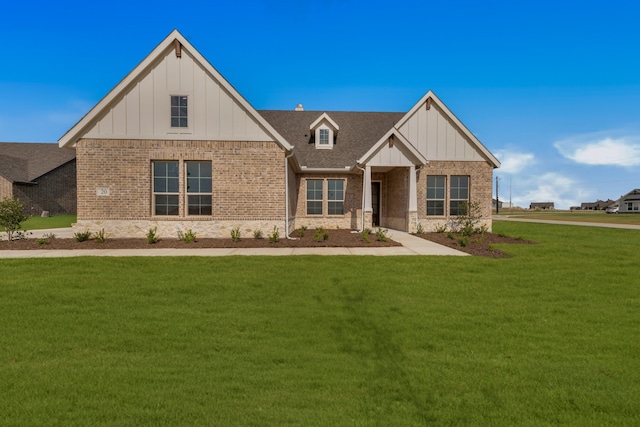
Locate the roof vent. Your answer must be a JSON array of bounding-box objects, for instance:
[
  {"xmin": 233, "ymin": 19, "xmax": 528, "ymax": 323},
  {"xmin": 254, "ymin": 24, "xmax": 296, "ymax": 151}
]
[{"xmin": 295, "ymin": 103, "xmax": 304, "ymax": 111}]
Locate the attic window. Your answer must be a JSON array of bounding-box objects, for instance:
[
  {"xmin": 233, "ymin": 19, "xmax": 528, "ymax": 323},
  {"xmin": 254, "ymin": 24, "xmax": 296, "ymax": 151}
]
[
  {"xmin": 319, "ymin": 129, "xmax": 330, "ymax": 146},
  {"xmin": 170, "ymin": 96, "xmax": 188, "ymax": 128}
]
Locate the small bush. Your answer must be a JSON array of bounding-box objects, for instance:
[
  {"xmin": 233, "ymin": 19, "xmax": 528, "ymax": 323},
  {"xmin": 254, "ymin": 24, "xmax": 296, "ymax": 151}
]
[
  {"xmin": 37, "ymin": 233, "xmax": 56, "ymax": 245},
  {"xmin": 94, "ymin": 229, "xmax": 107, "ymax": 243},
  {"xmin": 313, "ymin": 227, "xmax": 329, "ymax": 242},
  {"xmin": 458, "ymin": 236, "xmax": 469, "ymax": 247},
  {"xmin": 231, "ymin": 227, "xmax": 241, "ymax": 242},
  {"xmin": 376, "ymin": 228, "xmax": 389, "ymax": 242},
  {"xmin": 178, "ymin": 229, "xmax": 197, "ymax": 243},
  {"xmin": 146, "ymin": 227, "xmax": 159, "ymax": 244},
  {"xmin": 74, "ymin": 230, "xmax": 92, "ymax": 242},
  {"xmin": 296, "ymin": 225, "xmax": 308, "ymax": 238},
  {"xmin": 435, "ymin": 223, "xmax": 448, "ymax": 233},
  {"xmin": 360, "ymin": 229, "xmax": 371, "ymax": 243},
  {"xmin": 446, "ymin": 231, "xmax": 455, "ymax": 240},
  {"xmin": 268, "ymin": 226, "xmax": 280, "ymax": 243},
  {"xmin": 253, "ymin": 229, "xmax": 264, "ymax": 239},
  {"xmin": 416, "ymin": 223, "xmax": 425, "ymax": 234}
]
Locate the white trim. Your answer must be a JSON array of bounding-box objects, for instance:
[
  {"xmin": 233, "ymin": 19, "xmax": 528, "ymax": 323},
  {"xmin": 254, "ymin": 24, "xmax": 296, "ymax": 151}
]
[
  {"xmin": 395, "ymin": 90, "xmax": 500, "ymax": 168},
  {"xmin": 357, "ymin": 128, "xmax": 427, "ymax": 166},
  {"xmin": 310, "ymin": 112, "xmax": 340, "ymax": 131},
  {"xmin": 59, "ymin": 30, "xmax": 292, "ymax": 151}
]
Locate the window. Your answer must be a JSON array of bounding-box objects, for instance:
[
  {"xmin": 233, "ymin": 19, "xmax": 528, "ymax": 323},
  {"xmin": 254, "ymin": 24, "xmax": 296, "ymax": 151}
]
[
  {"xmin": 307, "ymin": 180, "xmax": 323, "ymax": 215},
  {"xmin": 450, "ymin": 175, "xmax": 469, "ymax": 216},
  {"xmin": 426, "ymin": 176, "xmax": 446, "ymax": 216},
  {"xmin": 319, "ymin": 129, "xmax": 330, "ymax": 145},
  {"xmin": 171, "ymin": 95, "xmax": 188, "ymax": 128},
  {"xmin": 186, "ymin": 162, "xmax": 212, "ymax": 216},
  {"xmin": 153, "ymin": 161, "xmax": 179, "ymax": 216},
  {"xmin": 328, "ymin": 180, "xmax": 344, "ymax": 215}
]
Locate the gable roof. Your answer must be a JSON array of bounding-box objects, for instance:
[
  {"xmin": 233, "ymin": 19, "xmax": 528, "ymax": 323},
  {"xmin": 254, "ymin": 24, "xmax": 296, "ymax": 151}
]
[
  {"xmin": 59, "ymin": 29, "xmax": 292, "ymax": 151},
  {"xmin": 620, "ymin": 189, "xmax": 640, "ymax": 201},
  {"xmin": 0, "ymin": 143, "xmax": 75, "ymax": 184},
  {"xmin": 358, "ymin": 128, "xmax": 428, "ymax": 166},
  {"xmin": 259, "ymin": 110, "xmax": 405, "ymax": 170},
  {"xmin": 396, "ymin": 90, "xmax": 500, "ymax": 168},
  {"xmin": 309, "ymin": 113, "xmax": 340, "ymax": 131}
]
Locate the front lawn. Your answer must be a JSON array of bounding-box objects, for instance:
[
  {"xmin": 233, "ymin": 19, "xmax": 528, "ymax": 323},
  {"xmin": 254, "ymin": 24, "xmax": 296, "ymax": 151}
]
[
  {"xmin": 1, "ymin": 222, "xmax": 638, "ymax": 426},
  {"xmin": 19, "ymin": 214, "xmax": 76, "ymax": 230}
]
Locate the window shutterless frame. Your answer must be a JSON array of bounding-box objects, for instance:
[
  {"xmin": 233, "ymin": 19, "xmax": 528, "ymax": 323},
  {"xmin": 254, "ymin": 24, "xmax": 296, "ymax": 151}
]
[
  {"xmin": 327, "ymin": 179, "xmax": 344, "ymax": 215},
  {"xmin": 306, "ymin": 179, "xmax": 323, "ymax": 215},
  {"xmin": 426, "ymin": 175, "xmax": 446, "ymax": 216},
  {"xmin": 185, "ymin": 161, "xmax": 212, "ymax": 216},
  {"xmin": 152, "ymin": 161, "xmax": 180, "ymax": 216},
  {"xmin": 170, "ymin": 95, "xmax": 188, "ymax": 128},
  {"xmin": 450, "ymin": 175, "xmax": 470, "ymax": 216}
]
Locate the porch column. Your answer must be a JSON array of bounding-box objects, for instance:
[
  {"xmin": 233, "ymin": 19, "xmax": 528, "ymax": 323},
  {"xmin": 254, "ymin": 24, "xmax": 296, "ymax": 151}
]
[
  {"xmin": 407, "ymin": 165, "xmax": 418, "ymax": 233},
  {"xmin": 364, "ymin": 165, "xmax": 372, "ymax": 211}
]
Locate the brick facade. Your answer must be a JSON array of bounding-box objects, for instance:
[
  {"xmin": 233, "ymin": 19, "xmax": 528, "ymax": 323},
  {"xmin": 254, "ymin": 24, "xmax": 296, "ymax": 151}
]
[
  {"xmin": 416, "ymin": 161, "xmax": 494, "ymax": 232},
  {"xmin": 75, "ymin": 139, "xmax": 286, "ymax": 238},
  {"xmin": 10, "ymin": 160, "xmax": 77, "ymax": 216}
]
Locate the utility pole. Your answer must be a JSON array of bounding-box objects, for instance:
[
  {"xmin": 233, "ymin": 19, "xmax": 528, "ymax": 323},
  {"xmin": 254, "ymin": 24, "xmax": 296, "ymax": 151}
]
[{"xmin": 495, "ymin": 176, "xmax": 500, "ymax": 214}]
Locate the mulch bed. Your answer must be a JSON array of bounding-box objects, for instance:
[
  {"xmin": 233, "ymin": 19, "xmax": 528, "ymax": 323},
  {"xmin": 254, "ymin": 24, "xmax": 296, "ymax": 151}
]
[
  {"xmin": 416, "ymin": 232, "xmax": 536, "ymax": 258},
  {"xmin": 0, "ymin": 229, "xmax": 401, "ymax": 250}
]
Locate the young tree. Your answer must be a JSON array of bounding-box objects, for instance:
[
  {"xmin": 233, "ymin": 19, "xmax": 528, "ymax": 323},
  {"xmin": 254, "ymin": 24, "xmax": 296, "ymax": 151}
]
[{"xmin": 0, "ymin": 197, "xmax": 29, "ymax": 241}]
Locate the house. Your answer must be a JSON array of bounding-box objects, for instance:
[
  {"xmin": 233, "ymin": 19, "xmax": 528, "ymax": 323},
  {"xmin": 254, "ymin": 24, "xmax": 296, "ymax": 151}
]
[
  {"xmin": 580, "ymin": 199, "xmax": 616, "ymax": 210},
  {"xmin": 0, "ymin": 143, "xmax": 76, "ymax": 215},
  {"xmin": 618, "ymin": 189, "xmax": 640, "ymax": 213},
  {"xmin": 58, "ymin": 30, "xmax": 500, "ymax": 238},
  {"xmin": 530, "ymin": 202, "xmax": 554, "ymax": 210}
]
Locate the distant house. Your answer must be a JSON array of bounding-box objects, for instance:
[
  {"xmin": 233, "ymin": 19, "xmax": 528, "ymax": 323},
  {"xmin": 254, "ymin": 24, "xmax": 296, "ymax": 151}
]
[
  {"xmin": 580, "ymin": 199, "xmax": 616, "ymax": 210},
  {"xmin": 618, "ymin": 189, "xmax": 640, "ymax": 213},
  {"xmin": 530, "ymin": 202, "xmax": 554, "ymax": 210},
  {"xmin": 0, "ymin": 143, "xmax": 76, "ymax": 215}
]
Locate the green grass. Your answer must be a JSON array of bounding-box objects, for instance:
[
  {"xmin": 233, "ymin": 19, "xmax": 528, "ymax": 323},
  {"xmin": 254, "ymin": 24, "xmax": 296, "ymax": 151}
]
[
  {"xmin": 1, "ymin": 222, "xmax": 639, "ymax": 426},
  {"xmin": 496, "ymin": 209, "xmax": 640, "ymax": 225},
  {"xmin": 18, "ymin": 214, "xmax": 76, "ymax": 230}
]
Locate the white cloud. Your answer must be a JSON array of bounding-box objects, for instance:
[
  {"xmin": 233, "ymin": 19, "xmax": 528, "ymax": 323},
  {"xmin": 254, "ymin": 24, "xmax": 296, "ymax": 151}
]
[
  {"xmin": 494, "ymin": 149, "xmax": 535, "ymax": 174},
  {"xmin": 554, "ymin": 133, "xmax": 640, "ymax": 167},
  {"xmin": 509, "ymin": 173, "xmax": 591, "ymax": 210}
]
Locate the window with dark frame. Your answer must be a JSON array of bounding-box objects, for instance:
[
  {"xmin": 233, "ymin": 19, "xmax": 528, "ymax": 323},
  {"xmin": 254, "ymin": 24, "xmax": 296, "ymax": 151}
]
[
  {"xmin": 450, "ymin": 175, "xmax": 469, "ymax": 216},
  {"xmin": 170, "ymin": 95, "xmax": 188, "ymax": 128},
  {"xmin": 186, "ymin": 161, "xmax": 212, "ymax": 216},
  {"xmin": 307, "ymin": 179, "xmax": 323, "ymax": 215},
  {"xmin": 426, "ymin": 175, "xmax": 446, "ymax": 216},
  {"xmin": 153, "ymin": 161, "xmax": 180, "ymax": 216},
  {"xmin": 328, "ymin": 179, "xmax": 344, "ymax": 215}
]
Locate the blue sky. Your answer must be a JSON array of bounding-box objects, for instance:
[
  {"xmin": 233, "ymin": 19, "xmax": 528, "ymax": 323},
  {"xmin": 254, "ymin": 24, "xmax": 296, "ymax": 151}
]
[{"xmin": 2, "ymin": 0, "xmax": 639, "ymax": 209}]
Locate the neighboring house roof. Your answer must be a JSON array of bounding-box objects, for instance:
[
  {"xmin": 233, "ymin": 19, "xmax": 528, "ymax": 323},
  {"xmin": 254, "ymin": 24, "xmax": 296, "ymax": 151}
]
[
  {"xmin": 0, "ymin": 143, "xmax": 76, "ymax": 184},
  {"xmin": 259, "ymin": 110, "xmax": 405, "ymax": 170},
  {"xmin": 620, "ymin": 189, "xmax": 640, "ymax": 201},
  {"xmin": 58, "ymin": 29, "xmax": 292, "ymax": 152}
]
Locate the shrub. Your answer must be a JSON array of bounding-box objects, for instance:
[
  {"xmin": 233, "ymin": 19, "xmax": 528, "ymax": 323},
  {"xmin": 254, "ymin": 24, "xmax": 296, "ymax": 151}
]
[
  {"xmin": 231, "ymin": 227, "xmax": 241, "ymax": 242},
  {"xmin": 36, "ymin": 233, "xmax": 56, "ymax": 245},
  {"xmin": 296, "ymin": 225, "xmax": 308, "ymax": 238},
  {"xmin": 376, "ymin": 228, "xmax": 389, "ymax": 242},
  {"xmin": 457, "ymin": 236, "xmax": 469, "ymax": 247},
  {"xmin": 94, "ymin": 229, "xmax": 107, "ymax": 243},
  {"xmin": 313, "ymin": 227, "xmax": 329, "ymax": 242},
  {"xmin": 450, "ymin": 201, "xmax": 483, "ymax": 237},
  {"xmin": 74, "ymin": 230, "xmax": 92, "ymax": 242},
  {"xmin": 360, "ymin": 229, "xmax": 371, "ymax": 243},
  {"xmin": 253, "ymin": 229, "xmax": 263, "ymax": 239},
  {"xmin": 0, "ymin": 197, "xmax": 29, "ymax": 241},
  {"xmin": 435, "ymin": 223, "xmax": 448, "ymax": 233},
  {"xmin": 146, "ymin": 227, "xmax": 159, "ymax": 244},
  {"xmin": 416, "ymin": 223, "xmax": 425, "ymax": 234},
  {"xmin": 268, "ymin": 226, "xmax": 280, "ymax": 243},
  {"xmin": 178, "ymin": 229, "xmax": 197, "ymax": 243}
]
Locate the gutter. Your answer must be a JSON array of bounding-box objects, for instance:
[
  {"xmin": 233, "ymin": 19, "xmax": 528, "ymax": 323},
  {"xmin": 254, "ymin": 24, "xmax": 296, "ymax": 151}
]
[
  {"xmin": 285, "ymin": 149, "xmax": 297, "ymax": 240},
  {"xmin": 299, "ymin": 165, "xmax": 356, "ymax": 173}
]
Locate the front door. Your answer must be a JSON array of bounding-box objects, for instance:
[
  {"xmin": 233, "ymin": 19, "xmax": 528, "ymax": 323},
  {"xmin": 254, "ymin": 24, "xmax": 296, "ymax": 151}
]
[{"xmin": 371, "ymin": 182, "xmax": 381, "ymax": 227}]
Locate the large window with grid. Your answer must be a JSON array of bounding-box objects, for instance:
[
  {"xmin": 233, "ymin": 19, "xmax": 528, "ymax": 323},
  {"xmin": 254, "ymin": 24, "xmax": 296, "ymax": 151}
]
[
  {"xmin": 307, "ymin": 180, "xmax": 323, "ymax": 215},
  {"xmin": 450, "ymin": 175, "xmax": 469, "ymax": 216},
  {"xmin": 328, "ymin": 179, "xmax": 344, "ymax": 215},
  {"xmin": 170, "ymin": 95, "xmax": 188, "ymax": 128},
  {"xmin": 153, "ymin": 161, "xmax": 180, "ymax": 216},
  {"xmin": 186, "ymin": 161, "xmax": 212, "ymax": 216},
  {"xmin": 426, "ymin": 175, "xmax": 446, "ymax": 216}
]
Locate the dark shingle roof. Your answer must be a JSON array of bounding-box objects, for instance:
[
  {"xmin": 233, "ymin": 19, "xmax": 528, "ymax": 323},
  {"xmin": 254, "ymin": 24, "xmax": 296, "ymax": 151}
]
[
  {"xmin": 259, "ymin": 110, "xmax": 405, "ymax": 169},
  {"xmin": 0, "ymin": 143, "xmax": 76, "ymax": 183}
]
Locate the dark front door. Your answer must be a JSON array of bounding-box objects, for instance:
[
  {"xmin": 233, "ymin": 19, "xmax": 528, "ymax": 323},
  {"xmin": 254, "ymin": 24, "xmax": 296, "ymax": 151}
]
[{"xmin": 371, "ymin": 182, "xmax": 380, "ymax": 227}]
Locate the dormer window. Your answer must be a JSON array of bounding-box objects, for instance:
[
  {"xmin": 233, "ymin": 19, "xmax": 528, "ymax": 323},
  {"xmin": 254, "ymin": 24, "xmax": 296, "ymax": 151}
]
[
  {"xmin": 310, "ymin": 113, "xmax": 339, "ymax": 150},
  {"xmin": 319, "ymin": 128, "xmax": 330, "ymax": 146}
]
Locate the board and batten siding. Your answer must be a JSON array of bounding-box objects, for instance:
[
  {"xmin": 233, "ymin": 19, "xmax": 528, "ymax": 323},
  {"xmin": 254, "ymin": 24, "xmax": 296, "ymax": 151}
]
[
  {"xmin": 398, "ymin": 102, "xmax": 484, "ymax": 161},
  {"xmin": 84, "ymin": 47, "xmax": 272, "ymax": 142}
]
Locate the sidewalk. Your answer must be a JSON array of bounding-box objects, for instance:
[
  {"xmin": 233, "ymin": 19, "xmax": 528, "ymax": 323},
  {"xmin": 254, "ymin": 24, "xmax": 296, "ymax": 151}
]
[{"xmin": 0, "ymin": 228, "xmax": 468, "ymax": 258}]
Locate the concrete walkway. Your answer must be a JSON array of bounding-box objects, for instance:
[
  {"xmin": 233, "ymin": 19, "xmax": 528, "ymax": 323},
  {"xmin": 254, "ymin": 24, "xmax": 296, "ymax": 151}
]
[
  {"xmin": 494, "ymin": 216, "xmax": 640, "ymax": 230},
  {"xmin": 0, "ymin": 228, "xmax": 468, "ymax": 258}
]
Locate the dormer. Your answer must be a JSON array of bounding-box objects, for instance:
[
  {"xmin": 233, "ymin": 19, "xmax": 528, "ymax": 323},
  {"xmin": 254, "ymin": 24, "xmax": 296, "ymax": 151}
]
[{"xmin": 310, "ymin": 113, "xmax": 339, "ymax": 149}]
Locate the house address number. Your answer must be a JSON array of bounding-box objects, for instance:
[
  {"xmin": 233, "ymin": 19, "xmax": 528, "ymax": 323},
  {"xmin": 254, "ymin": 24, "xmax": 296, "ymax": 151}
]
[{"xmin": 96, "ymin": 188, "xmax": 110, "ymax": 196}]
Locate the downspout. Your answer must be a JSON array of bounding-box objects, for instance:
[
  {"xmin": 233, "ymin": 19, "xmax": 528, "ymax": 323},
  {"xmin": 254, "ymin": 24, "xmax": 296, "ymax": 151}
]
[
  {"xmin": 285, "ymin": 149, "xmax": 297, "ymax": 239},
  {"xmin": 355, "ymin": 163, "xmax": 366, "ymax": 232}
]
